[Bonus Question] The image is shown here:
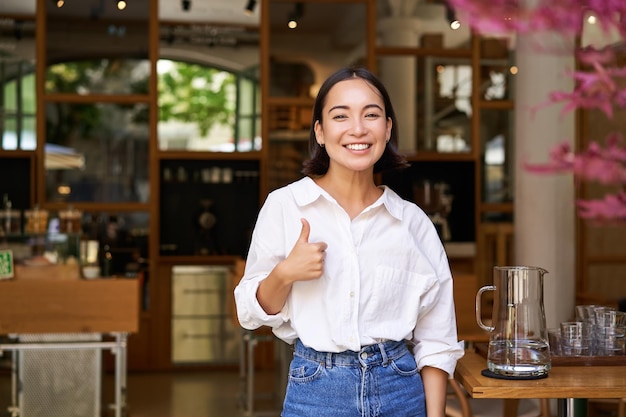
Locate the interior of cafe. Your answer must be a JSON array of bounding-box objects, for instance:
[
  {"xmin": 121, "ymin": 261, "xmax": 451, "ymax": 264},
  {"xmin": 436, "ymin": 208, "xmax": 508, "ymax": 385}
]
[{"xmin": 1, "ymin": 0, "xmax": 626, "ymax": 416}]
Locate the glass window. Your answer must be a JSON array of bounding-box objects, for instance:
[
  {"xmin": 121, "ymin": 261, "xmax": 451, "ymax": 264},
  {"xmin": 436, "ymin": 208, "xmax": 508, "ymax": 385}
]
[
  {"xmin": 480, "ymin": 37, "xmax": 516, "ymax": 101},
  {"xmin": 433, "ymin": 61, "xmax": 472, "ymax": 153},
  {"xmin": 1, "ymin": 59, "xmax": 36, "ymax": 150},
  {"xmin": 45, "ymin": 102, "xmax": 150, "ymax": 203},
  {"xmin": 45, "ymin": 59, "xmax": 150, "ymax": 95},
  {"xmin": 481, "ymin": 108, "xmax": 514, "ymax": 204},
  {"xmin": 384, "ymin": 55, "xmax": 473, "ymax": 153},
  {"xmin": 235, "ymin": 73, "xmax": 262, "ymax": 151},
  {"xmin": 157, "ymin": 60, "xmax": 260, "ymax": 152}
]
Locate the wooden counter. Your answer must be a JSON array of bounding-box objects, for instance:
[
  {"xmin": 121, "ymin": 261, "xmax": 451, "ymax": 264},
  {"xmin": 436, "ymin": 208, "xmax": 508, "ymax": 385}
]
[
  {"xmin": 456, "ymin": 351, "xmax": 626, "ymax": 399},
  {"xmin": 0, "ymin": 264, "xmax": 139, "ymax": 334}
]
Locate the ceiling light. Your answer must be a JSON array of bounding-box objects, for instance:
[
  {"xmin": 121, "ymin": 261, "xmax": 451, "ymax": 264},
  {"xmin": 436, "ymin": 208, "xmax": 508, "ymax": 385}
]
[
  {"xmin": 446, "ymin": 5, "xmax": 460, "ymax": 30},
  {"xmin": 56, "ymin": 0, "xmax": 64, "ymax": 7},
  {"xmin": 244, "ymin": 0, "xmax": 256, "ymax": 16},
  {"xmin": 287, "ymin": 3, "xmax": 304, "ymax": 29},
  {"xmin": 117, "ymin": 0, "xmax": 126, "ymax": 10},
  {"xmin": 182, "ymin": 0, "xmax": 191, "ymax": 11}
]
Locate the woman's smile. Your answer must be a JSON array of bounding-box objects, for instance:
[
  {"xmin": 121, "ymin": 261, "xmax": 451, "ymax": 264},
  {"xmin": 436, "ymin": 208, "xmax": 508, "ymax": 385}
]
[{"xmin": 345, "ymin": 143, "xmax": 372, "ymax": 151}]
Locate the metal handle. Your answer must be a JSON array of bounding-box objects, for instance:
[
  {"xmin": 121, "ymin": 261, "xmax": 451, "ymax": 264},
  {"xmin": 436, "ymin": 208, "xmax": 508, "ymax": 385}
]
[{"xmin": 476, "ymin": 285, "xmax": 495, "ymax": 332}]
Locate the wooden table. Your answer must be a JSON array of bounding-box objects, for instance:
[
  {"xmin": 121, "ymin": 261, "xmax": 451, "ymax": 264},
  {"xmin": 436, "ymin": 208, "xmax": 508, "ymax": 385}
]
[
  {"xmin": 455, "ymin": 351, "xmax": 626, "ymax": 417},
  {"xmin": 0, "ymin": 265, "xmax": 139, "ymax": 417}
]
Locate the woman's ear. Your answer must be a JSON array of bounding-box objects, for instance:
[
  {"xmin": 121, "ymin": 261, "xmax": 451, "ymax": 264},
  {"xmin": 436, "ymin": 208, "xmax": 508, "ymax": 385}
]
[{"xmin": 314, "ymin": 120, "xmax": 324, "ymax": 146}]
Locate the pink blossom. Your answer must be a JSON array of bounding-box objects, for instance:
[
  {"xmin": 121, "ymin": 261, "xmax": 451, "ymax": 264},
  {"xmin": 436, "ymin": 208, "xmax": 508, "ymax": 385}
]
[
  {"xmin": 577, "ymin": 193, "xmax": 626, "ymax": 221},
  {"xmin": 577, "ymin": 47, "xmax": 615, "ymax": 66},
  {"xmin": 544, "ymin": 61, "xmax": 626, "ymax": 118},
  {"xmin": 449, "ymin": 0, "xmax": 626, "ymax": 223},
  {"xmin": 446, "ymin": 0, "xmax": 626, "ymax": 38},
  {"xmin": 527, "ymin": 136, "xmax": 626, "ymax": 184},
  {"xmin": 524, "ymin": 142, "xmax": 574, "ymax": 174},
  {"xmin": 526, "ymin": 136, "xmax": 626, "ymax": 221}
]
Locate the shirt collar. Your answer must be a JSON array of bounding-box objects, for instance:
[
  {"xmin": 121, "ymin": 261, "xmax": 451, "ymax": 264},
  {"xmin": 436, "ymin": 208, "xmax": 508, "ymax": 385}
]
[{"xmin": 289, "ymin": 177, "xmax": 404, "ymax": 221}]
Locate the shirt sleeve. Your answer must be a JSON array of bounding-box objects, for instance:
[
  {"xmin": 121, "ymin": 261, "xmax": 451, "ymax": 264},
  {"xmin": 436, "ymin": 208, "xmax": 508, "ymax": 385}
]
[
  {"xmin": 233, "ymin": 192, "xmax": 291, "ymax": 330},
  {"xmin": 411, "ymin": 239, "xmax": 465, "ymax": 377}
]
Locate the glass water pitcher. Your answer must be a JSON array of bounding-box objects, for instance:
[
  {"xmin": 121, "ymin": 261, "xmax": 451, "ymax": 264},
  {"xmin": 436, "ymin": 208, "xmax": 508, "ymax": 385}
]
[{"xmin": 476, "ymin": 266, "xmax": 551, "ymax": 377}]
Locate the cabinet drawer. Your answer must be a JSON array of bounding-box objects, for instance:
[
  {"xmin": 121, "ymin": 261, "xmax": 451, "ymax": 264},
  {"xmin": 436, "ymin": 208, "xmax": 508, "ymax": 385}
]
[
  {"xmin": 171, "ymin": 318, "xmax": 238, "ymax": 363},
  {"xmin": 172, "ymin": 286, "xmax": 223, "ymax": 316},
  {"xmin": 172, "ymin": 266, "xmax": 228, "ymax": 316}
]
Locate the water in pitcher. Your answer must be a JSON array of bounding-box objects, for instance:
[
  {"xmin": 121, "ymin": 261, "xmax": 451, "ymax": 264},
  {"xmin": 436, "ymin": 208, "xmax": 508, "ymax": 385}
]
[
  {"xmin": 488, "ymin": 339, "xmax": 551, "ymax": 376},
  {"xmin": 477, "ymin": 266, "xmax": 552, "ymax": 378}
]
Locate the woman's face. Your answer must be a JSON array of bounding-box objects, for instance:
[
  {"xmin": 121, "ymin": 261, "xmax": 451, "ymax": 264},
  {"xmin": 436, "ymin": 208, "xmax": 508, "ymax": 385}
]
[{"xmin": 314, "ymin": 78, "xmax": 392, "ymax": 175}]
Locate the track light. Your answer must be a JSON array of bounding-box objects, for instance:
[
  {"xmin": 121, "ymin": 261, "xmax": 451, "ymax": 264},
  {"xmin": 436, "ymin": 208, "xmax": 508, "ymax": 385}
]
[
  {"xmin": 182, "ymin": 0, "xmax": 191, "ymax": 11},
  {"xmin": 117, "ymin": 0, "xmax": 127, "ymax": 10},
  {"xmin": 244, "ymin": 0, "xmax": 256, "ymax": 16},
  {"xmin": 287, "ymin": 3, "xmax": 304, "ymax": 29},
  {"xmin": 446, "ymin": 5, "xmax": 460, "ymax": 30}
]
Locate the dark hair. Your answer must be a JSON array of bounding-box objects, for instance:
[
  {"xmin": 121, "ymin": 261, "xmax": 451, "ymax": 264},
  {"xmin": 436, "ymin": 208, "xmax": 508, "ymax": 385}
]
[{"xmin": 302, "ymin": 67, "xmax": 409, "ymax": 176}]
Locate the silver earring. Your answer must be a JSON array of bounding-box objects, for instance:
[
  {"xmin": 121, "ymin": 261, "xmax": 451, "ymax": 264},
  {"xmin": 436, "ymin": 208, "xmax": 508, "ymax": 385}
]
[{"xmin": 319, "ymin": 143, "xmax": 325, "ymax": 148}]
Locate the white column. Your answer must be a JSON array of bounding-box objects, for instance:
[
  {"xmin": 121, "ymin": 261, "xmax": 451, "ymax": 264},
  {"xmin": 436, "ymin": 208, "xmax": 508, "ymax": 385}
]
[
  {"xmin": 514, "ymin": 33, "xmax": 576, "ymax": 328},
  {"xmin": 377, "ymin": 17, "xmax": 420, "ymax": 153}
]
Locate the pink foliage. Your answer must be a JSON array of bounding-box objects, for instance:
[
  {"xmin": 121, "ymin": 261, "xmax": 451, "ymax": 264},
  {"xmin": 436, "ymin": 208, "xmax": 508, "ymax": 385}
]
[
  {"xmin": 577, "ymin": 193, "xmax": 626, "ymax": 221},
  {"xmin": 447, "ymin": 0, "xmax": 626, "ymax": 38},
  {"xmin": 525, "ymin": 135, "xmax": 626, "ymax": 184},
  {"xmin": 546, "ymin": 58, "xmax": 626, "ymax": 118},
  {"xmin": 447, "ymin": 0, "xmax": 626, "ymax": 221}
]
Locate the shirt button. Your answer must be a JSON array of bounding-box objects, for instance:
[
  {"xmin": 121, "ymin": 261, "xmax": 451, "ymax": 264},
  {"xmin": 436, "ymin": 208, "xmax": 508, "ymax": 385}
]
[
  {"xmin": 349, "ymin": 291, "xmax": 354, "ymax": 297},
  {"xmin": 360, "ymin": 352, "xmax": 368, "ymax": 360}
]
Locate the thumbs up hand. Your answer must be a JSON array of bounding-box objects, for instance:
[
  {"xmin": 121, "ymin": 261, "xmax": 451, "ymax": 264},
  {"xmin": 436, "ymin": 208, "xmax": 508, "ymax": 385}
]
[{"xmin": 282, "ymin": 218, "xmax": 328, "ymax": 282}]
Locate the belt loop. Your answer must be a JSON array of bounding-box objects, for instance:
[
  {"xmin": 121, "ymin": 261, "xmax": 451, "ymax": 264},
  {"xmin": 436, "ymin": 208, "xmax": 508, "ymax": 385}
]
[
  {"xmin": 326, "ymin": 352, "xmax": 333, "ymax": 369},
  {"xmin": 378, "ymin": 342, "xmax": 389, "ymax": 367}
]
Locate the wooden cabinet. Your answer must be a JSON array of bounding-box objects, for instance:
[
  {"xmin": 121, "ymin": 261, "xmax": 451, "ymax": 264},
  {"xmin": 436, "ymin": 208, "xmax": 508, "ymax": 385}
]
[
  {"xmin": 0, "ymin": 268, "xmax": 138, "ymax": 334},
  {"xmin": 170, "ymin": 265, "xmax": 239, "ymax": 364}
]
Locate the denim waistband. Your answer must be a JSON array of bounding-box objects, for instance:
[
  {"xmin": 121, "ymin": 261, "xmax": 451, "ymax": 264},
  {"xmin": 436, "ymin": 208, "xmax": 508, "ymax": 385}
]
[{"xmin": 294, "ymin": 339, "xmax": 409, "ymax": 368}]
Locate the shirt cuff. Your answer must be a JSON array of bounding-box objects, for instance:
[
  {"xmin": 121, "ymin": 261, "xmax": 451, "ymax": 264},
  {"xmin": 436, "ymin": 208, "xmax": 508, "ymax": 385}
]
[
  {"xmin": 236, "ymin": 276, "xmax": 289, "ymax": 330},
  {"xmin": 416, "ymin": 341, "xmax": 465, "ymax": 377}
]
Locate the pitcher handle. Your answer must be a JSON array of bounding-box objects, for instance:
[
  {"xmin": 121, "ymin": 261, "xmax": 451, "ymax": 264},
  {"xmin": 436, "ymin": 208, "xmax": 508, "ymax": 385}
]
[{"xmin": 476, "ymin": 285, "xmax": 495, "ymax": 332}]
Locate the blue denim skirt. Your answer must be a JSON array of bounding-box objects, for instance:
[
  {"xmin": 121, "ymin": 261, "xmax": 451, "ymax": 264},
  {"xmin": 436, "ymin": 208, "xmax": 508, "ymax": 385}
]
[{"xmin": 281, "ymin": 339, "xmax": 426, "ymax": 417}]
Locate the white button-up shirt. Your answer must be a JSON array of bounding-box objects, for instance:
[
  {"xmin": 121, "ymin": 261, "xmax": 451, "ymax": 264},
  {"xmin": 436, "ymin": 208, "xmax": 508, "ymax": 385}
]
[{"xmin": 234, "ymin": 177, "xmax": 464, "ymax": 376}]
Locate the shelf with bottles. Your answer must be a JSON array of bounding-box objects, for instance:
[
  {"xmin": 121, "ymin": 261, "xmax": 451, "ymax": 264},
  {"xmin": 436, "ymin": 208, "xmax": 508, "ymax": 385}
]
[
  {"xmin": 0, "ymin": 229, "xmax": 82, "ymax": 268},
  {"xmin": 159, "ymin": 159, "xmax": 260, "ymax": 258},
  {"xmin": 1, "ymin": 199, "xmax": 83, "ymax": 236},
  {"xmin": 1, "ymin": 196, "xmax": 83, "ymax": 267},
  {"xmin": 381, "ymin": 161, "xmax": 476, "ymax": 243}
]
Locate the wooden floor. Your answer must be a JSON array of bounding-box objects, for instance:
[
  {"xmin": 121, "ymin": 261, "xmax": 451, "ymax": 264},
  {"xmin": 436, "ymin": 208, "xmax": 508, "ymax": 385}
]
[
  {"xmin": 121, "ymin": 371, "xmax": 247, "ymax": 417},
  {"xmin": 0, "ymin": 365, "xmax": 283, "ymax": 417},
  {"xmin": 1, "ymin": 357, "xmax": 620, "ymax": 417}
]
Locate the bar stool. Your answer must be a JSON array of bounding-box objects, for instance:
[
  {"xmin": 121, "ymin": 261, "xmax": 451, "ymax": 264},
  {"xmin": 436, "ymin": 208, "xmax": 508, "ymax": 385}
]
[{"xmin": 230, "ymin": 259, "xmax": 285, "ymax": 417}]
